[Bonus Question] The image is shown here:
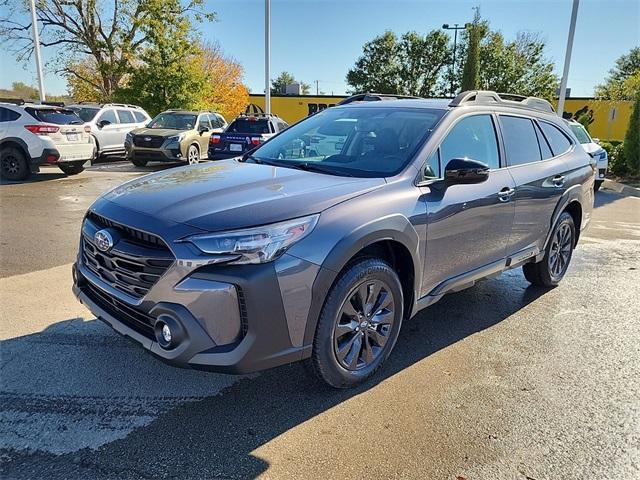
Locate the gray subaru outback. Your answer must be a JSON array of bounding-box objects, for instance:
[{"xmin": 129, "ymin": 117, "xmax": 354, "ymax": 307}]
[{"xmin": 73, "ymin": 91, "xmax": 595, "ymax": 388}]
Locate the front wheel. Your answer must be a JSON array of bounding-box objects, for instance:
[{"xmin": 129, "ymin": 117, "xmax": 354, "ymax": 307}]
[
  {"xmin": 187, "ymin": 144, "xmax": 200, "ymax": 165},
  {"xmin": 131, "ymin": 157, "xmax": 148, "ymax": 167},
  {"xmin": 523, "ymin": 211, "xmax": 575, "ymax": 287},
  {"xmin": 307, "ymin": 258, "xmax": 404, "ymax": 388},
  {"xmin": 58, "ymin": 161, "xmax": 85, "ymax": 175}
]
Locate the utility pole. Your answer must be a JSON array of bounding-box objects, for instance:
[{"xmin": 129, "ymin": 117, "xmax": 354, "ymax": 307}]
[
  {"xmin": 264, "ymin": 0, "xmax": 271, "ymax": 114},
  {"xmin": 29, "ymin": 0, "xmax": 45, "ymax": 102},
  {"xmin": 442, "ymin": 23, "xmax": 468, "ymax": 98},
  {"xmin": 315, "ymin": 80, "xmax": 319, "ymax": 96},
  {"xmin": 557, "ymin": 0, "xmax": 579, "ymax": 117}
]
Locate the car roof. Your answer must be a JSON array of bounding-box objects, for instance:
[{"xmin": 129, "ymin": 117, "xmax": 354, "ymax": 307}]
[
  {"xmin": 163, "ymin": 109, "xmax": 208, "ymax": 115},
  {"xmin": 334, "ymin": 98, "xmax": 451, "ymax": 111}
]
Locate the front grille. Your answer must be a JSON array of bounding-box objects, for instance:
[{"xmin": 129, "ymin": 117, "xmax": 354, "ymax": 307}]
[
  {"xmin": 82, "ymin": 213, "xmax": 174, "ymax": 298},
  {"xmin": 82, "ymin": 282, "xmax": 155, "ymax": 339},
  {"xmin": 133, "ymin": 135, "xmax": 165, "ymax": 148}
]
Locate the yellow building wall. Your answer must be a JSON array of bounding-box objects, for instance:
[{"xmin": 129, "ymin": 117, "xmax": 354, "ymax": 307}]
[{"xmin": 246, "ymin": 95, "xmax": 632, "ymax": 142}]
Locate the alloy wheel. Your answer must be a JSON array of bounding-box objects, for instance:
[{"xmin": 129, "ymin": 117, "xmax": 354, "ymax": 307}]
[
  {"xmin": 2, "ymin": 154, "xmax": 21, "ymax": 175},
  {"xmin": 188, "ymin": 146, "xmax": 199, "ymax": 165},
  {"xmin": 333, "ymin": 279, "xmax": 395, "ymax": 371},
  {"xmin": 548, "ymin": 222, "xmax": 572, "ymax": 279}
]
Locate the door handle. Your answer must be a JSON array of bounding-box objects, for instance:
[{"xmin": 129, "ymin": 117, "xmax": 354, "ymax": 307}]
[
  {"xmin": 552, "ymin": 175, "xmax": 565, "ymax": 187},
  {"xmin": 498, "ymin": 187, "xmax": 516, "ymax": 202}
]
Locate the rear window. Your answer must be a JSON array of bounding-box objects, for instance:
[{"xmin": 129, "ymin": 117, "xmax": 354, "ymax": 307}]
[
  {"xmin": 539, "ymin": 122, "xmax": 573, "ymax": 156},
  {"xmin": 227, "ymin": 118, "xmax": 270, "ymax": 134},
  {"xmin": 500, "ymin": 115, "xmax": 542, "ymax": 166},
  {"xmin": 25, "ymin": 107, "xmax": 83, "ymax": 125},
  {"xmin": 0, "ymin": 107, "xmax": 20, "ymax": 122},
  {"xmin": 68, "ymin": 107, "xmax": 99, "ymax": 122}
]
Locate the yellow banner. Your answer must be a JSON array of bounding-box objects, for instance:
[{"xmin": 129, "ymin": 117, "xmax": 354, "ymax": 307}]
[{"xmin": 245, "ymin": 94, "xmax": 632, "ymax": 142}]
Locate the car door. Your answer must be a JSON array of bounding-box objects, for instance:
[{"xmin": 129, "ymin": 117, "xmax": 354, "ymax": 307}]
[
  {"xmin": 498, "ymin": 115, "xmax": 572, "ymax": 255},
  {"xmin": 115, "ymin": 109, "xmax": 137, "ymax": 146},
  {"xmin": 95, "ymin": 109, "xmax": 120, "ymax": 151},
  {"xmin": 420, "ymin": 113, "xmax": 516, "ymax": 296},
  {"xmin": 196, "ymin": 115, "xmax": 213, "ymax": 155}
]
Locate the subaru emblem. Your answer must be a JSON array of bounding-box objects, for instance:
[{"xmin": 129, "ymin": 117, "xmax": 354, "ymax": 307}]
[
  {"xmin": 144, "ymin": 136, "xmax": 151, "ymax": 141},
  {"xmin": 94, "ymin": 229, "xmax": 114, "ymax": 252}
]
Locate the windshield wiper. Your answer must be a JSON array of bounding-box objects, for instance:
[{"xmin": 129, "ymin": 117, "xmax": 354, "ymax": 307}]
[
  {"xmin": 242, "ymin": 155, "xmax": 278, "ymax": 167},
  {"xmin": 285, "ymin": 162, "xmax": 354, "ymax": 177}
]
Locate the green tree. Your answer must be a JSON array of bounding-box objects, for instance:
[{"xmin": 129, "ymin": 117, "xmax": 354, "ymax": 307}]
[
  {"xmin": 346, "ymin": 30, "xmax": 451, "ymax": 96},
  {"xmin": 460, "ymin": 8, "xmax": 485, "ymax": 91},
  {"xmin": 115, "ymin": 3, "xmax": 209, "ymax": 116},
  {"xmin": 271, "ymin": 72, "xmax": 310, "ymax": 95},
  {"xmin": 0, "ymin": 0, "xmax": 213, "ymax": 101},
  {"xmin": 623, "ymin": 92, "xmax": 640, "ymax": 174},
  {"xmin": 595, "ymin": 47, "xmax": 640, "ymax": 100}
]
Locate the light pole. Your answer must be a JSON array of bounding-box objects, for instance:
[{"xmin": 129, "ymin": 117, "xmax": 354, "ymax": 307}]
[
  {"xmin": 442, "ymin": 23, "xmax": 468, "ymax": 98},
  {"xmin": 557, "ymin": 0, "xmax": 580, "ymax": 117},
  {"xmin": 264, "ymin": 0, "xmax": 271, "ymax": 114},
  {"xmin": 29, "ymin": 0, "xmax": 45, "ymax": 102}
]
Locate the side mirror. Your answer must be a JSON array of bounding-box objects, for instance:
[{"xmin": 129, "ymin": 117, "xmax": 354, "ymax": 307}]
[
  {"xmin": 592, "ymin": 138, "xmax": 600, "ymax": 145},
  {"xmin": 444, "ymin": 158, "xmax": 490, "ymax": 184},
  {"xmin": 199, "ymin": 126, "xmax": 210, "ymax": 135},
  {"xmin": 97, "ymin": 119, "xmax": 111, "ymax": 128}
]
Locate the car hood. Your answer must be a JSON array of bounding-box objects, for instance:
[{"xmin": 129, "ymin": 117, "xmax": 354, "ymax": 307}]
[
  {"xmin": 102, "ymin": 160, "xmax": 385, "ymax": 231},
  {"xmin": 131, "ymin": 127, "xmax": 188, "ymax": 137}
]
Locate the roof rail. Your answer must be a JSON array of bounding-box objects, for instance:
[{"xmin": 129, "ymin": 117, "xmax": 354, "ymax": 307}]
[
  {"xmin": 0, "ymin": 97, "xmax": 25, "ymax": 105},
  {"xmin": 238, "ymin": 111, "xmax": 279, "ymax": 118},
  {"xmin": 449, "ymin": 90, "xmax": 555, "ymax": 113},
  {"xmin": 337, "ymin": 93, "xmax": 420, "ymax": 105}
]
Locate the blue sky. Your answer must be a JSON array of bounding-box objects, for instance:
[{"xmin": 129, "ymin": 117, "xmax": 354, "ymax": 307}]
[{"xmin": 1, "ymin": 0, "xmax": 638, "ymax": 97}]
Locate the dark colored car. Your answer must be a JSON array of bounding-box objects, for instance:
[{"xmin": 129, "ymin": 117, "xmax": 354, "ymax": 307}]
[
  {"xmin": 208, "ymin": 113, "xmax": 288, "ymax": 159},
  {"xmin": 73, "ymin": 90, "xmax": 595, "ymax": 388}
]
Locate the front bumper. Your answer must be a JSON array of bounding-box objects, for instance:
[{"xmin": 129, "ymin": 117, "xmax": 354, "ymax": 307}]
[
  {"xmin": 72, "ymin": 203, "xmax": 316, "ymax": 373},
  {"xmin": 125, "ymin": 142, "xmax": 184, "ymax": 162}
]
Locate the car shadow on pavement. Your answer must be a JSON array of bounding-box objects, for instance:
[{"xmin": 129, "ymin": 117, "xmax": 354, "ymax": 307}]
[{"xmin": 0, "ymin": 271, "xmax": 549, "ymax": 479}]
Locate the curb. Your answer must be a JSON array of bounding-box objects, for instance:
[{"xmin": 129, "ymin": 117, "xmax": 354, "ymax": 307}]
[{"xmin": 602, "ymin": 179, "xmax": 640, "ymax": 198}]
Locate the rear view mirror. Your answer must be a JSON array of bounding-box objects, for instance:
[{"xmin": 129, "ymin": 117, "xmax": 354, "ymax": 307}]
[{"xmin": 444, "ymin": 158, "xmax": 490, "ymax": 184}]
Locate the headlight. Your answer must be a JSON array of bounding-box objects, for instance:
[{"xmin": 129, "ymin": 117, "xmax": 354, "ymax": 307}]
[
  {"xmin": 181, "ymin": 214, "xmax": 319, "ymax": 264},
  {"xmin": 167, "ymin": 134, "xmax": 184, "ymax": 143},
  {"xmin": 125, "ymin": 132, "xmax": 133, "ymax": 141}
]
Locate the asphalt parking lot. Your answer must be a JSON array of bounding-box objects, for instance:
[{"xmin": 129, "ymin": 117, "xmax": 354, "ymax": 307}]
[{"xmin": 1, "ymin": 162, "xmax": 639, "ymax": 479}]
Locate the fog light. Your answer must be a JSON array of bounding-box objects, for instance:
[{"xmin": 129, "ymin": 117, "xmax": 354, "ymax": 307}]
[{"xmin": 161, "ymin": 324, "xmax": 172, "ymax": 343}]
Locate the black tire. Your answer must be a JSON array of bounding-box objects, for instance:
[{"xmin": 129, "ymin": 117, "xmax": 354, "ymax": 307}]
[
  {"xmin": 131, "ymin": 157, "xmax": 148, "ymax": 167},
  {"xmin": 58, "ymin": 161, "xmax": 85, "ymax": 175},
  {"xmin": 594, "ymin": 180, "xmax": 603, "ymax": 192},
  {"xmin": 307, "ymin": 258, "xmax": 404, "ymax": 388},
  {"xmin": 523, "ymin": 211, "xmax": 575, "ymax": 287},
  {"xmin": 187, "ymin": 144, "xmax": 200, "ymax": 165},
  {"xmin": 0, "ymin": 146, "xmax": 30, "ymax": 181}
]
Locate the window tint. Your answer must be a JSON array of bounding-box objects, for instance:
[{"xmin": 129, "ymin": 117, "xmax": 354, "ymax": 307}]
[
  {"xmin": 117, "ymin": 109, "xmax": 135, "ymax": 124},
  {"xmin": 0, "ymin": 107, "xmax": 20, "ymax": 122},
  {"xmin": 440, "ymin": 115, "xmax": 500, "ymax": 170},
  {"xmin": 500, "ymin": 116, "xmax": 542, "ymax": 166},
  {"xmin": 133, "ymin": 111, "xmax": 147, "ymax": 123},
  {"xmin": 228, "ymin": 118, "xmax": 271, "ymax": 134},
  {"xmin": 25, "ymin": 107, "xmax": 83, "ymax": 125},
  {"xmin": 68, "ymin": 106, "xmax": 99, "ymax": 122},
  {"xmin": 198, "ymin": 115, "xmax": 211, "ymax": 130},
  {"xmin": 539, "ymin": 121, "xmax": 572, "ymax": 156},
  {"xmin": 214, "ymin": 114, "xmax": 226, "ymax": 128},
  {"xmin": 97, "ymin": 109, "xmax": 118, "ymax": 125},
  {"xmin": 534, "ymin": 122, "xmax": 553, "ymax": 159}
]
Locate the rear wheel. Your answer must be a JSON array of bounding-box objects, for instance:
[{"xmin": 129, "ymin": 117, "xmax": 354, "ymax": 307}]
[
  {"xmin": 187, "ymin": 144, "xmax": 200, "ymax": 165},
  {"xmin": 131, "ymin": 157, "xmax": 148, "ymax": 167},
  {"xmin": 308, "ymin": 258, "xmax": 404, "ymax": 388},
  {"xmin": 523, "ymin": 211, "xmax": 575, "ymax": 287},
  {"xmin": 58, "ymin": 161, "xmax": 85, "ymax": 175},
  {"xmin": 0, "ymin": 146, "xmax": 30, "ymax": 181}
]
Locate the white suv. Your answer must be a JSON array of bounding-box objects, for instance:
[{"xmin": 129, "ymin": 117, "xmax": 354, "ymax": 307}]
[
  {"xmin": 0, "ymin": 102, "xmax": 96, "ymax": 180},
  {"xmin": 67, "ymin": 103, "xmax": 151, "ymax": 159},
  {"xmin": 565, "ymin": 119, "xmax": 608, "ymax": 191}
]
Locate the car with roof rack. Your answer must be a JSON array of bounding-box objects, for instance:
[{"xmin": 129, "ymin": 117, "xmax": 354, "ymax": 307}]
[
  {"xmin": 73, "ymin": 90, "xmax": 594, "ymax": 388},
  {"xmin": 67, "ymin": 102, "xmax": 151, "ymax": 159},
  {"xmin": 1, "ymin": 100, "xmax": 96, "ymax": 180},
  {"xmin": 125, "ymin": 109, "xmax": 227, "ymax": 166},
  {"xmin": 208, "ymin": 112, "xmax": 288, "ymax": 160}
]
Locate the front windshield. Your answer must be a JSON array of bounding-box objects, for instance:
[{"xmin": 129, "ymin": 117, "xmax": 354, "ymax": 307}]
[
  {"xmin": 570, "ymin": 123, "xmax": 592, "ymax": 144},
  {"xmin": 250, "ymin": 107, "xmax": 444, "ymax": 177},
  {"xmin": 148, "ymin": 112, "xmax": 197, "ymax": 130}
]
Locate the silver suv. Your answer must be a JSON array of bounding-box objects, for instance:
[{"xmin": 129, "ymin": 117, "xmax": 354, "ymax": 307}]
[
  {"xmin": 67, "ymin": 103, "xmax": 150, "ymax": 158},
  {"xmin": 73, "ymin": 91, "xmax": 594, "ymax": 388}
]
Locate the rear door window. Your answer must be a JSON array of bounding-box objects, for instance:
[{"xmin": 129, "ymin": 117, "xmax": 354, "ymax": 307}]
[
  {"xmin": 534, "ymin": 122, "xmax": 553, "ymax": 159},
  {"xmin": 440, "ymin": 114, "xmax": 500, "ymax": 170},
  {"xmin": 499, "ymin": 115, "xmax": 542, "ymax": 166},
  {"xmin": 539, "ymin": 121, "xmax": 573, "ymax": 156},
  {"xmin": 133, "ymin": 111, "xmax": 147, "ymax": 123},
  {"xmin": 0, "ymin": 107, "xmax": 20, "ymax": 122},
  {"xmin": 25, "ymin": 107, "xmax": 83, "ymax": 125},
  {"xmin": 117, "ymin": 109, "xmax": 135, "ymax": 124}
]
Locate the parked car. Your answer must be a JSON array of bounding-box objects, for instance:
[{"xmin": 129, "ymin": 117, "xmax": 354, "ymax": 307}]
[
  {"xmin": 565, "ymin": 119, "xmax": 608, "ymax": 191},
  {"xmin": 67, "ymin": 103, "xmax": 150, "ymax": 159},
  {"xmin": 208, "ymin": 113, "xmax": 288, "ymax": 159},
  {"xmin": 0, "ymin": 101, "xmax": 95, "ymax": 180},
  {"xmin": 73, "ymin": 90, "xmax": 594, "ymax": 388},
  {"xmin": 125, "ymin": 110, "xmax": 227, "ymax": 166}
]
